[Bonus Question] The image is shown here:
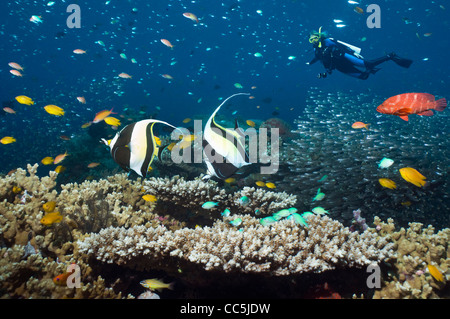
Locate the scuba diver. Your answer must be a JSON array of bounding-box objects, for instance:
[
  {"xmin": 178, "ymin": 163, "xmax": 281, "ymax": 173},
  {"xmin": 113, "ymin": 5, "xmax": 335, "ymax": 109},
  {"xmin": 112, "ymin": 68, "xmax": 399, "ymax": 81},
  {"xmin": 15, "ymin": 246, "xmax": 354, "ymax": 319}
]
[{"xmin": 307, "ymin": 27, "xmax": 413, "ymax": 80}]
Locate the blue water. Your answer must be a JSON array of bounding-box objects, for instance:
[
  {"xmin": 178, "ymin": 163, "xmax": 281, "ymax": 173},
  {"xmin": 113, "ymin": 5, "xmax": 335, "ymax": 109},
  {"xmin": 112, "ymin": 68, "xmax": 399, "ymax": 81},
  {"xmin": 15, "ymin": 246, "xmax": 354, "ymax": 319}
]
[{"xmin": 0, "ymin": 0, "xmax": 448, "ymax": 173}]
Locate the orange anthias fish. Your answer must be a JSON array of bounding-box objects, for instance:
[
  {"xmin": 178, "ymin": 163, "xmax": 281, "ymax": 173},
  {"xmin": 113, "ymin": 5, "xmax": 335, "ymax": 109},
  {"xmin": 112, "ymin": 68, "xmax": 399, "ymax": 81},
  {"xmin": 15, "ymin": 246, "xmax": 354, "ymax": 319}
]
[
  {"xmin": 73, "ymin": 49, "xmax": 86, "ymax": 54},
  {"xmin": 87, "ymin": 162, "xmax": 100, "ymax": 168},
  {"xmin": 183, "ymin": 12, "xmax": 199, "ymax": 23},
  {"xmin": 160, "ymin": 38, "xmax": 174, "ymax": 48},
  {"xmin": 54, "ymin": 151, "xmax": 68, "ymax": 164},
  {"xmin": 376, "ymin": 93, "xmax": 447, "ymax": 121},
  {"xmin": 3, "ymin": 107, "xmax": 16, "ymax": 114},
  {"xmin": 8, "ymin": 62, "xmax": 24, "ymax": 70},
  {"xmin": 161, "ymin": 74, "xmax": 173, "ymax": 80},
  {"xmin": 10, "ymin": 69, "xmax": 23, "ymax": 77},
  {"xmin": 118, "ymin": 72, "xmax": 132, "ymax": 79},
  {"xmin": 351, "ymin": 122, "xmax": 370, "ymax": 130},
  {"xmin": 77, "ymin": 96, "xmax": 86, "ymax": 104},
  {"xmin": 93, "ymin": 108, "xmax": 116, "ymax": 123}
]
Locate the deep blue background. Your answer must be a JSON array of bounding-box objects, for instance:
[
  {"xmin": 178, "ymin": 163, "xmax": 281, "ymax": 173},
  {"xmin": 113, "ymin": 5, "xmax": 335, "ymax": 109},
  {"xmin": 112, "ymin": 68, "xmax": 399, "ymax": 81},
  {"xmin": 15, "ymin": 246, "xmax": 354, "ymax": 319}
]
[{"xmin": 0, "ymin": 0, "xmax": 448, "ymax": 173}]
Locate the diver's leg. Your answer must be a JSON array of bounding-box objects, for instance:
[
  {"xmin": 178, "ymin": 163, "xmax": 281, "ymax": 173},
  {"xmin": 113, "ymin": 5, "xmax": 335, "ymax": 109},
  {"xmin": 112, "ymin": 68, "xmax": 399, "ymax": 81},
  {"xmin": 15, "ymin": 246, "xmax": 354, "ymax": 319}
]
[{"xmin": 364, "ymin": 55, "xmax": 391, "ymax": 69}]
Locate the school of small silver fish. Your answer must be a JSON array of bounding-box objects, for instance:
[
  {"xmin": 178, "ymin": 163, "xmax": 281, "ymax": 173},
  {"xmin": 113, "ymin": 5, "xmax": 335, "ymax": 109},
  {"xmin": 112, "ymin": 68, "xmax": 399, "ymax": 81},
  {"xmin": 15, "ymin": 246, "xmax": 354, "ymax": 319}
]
[{"xmin": 277, "ymin": 88, "xmax": 449, "ymax": 228}]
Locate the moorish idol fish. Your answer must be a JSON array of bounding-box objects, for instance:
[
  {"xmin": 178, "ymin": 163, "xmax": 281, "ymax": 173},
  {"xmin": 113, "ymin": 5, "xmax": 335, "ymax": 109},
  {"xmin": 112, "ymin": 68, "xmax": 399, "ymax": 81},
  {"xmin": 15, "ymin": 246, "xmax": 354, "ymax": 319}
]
[
  {"xmin": 101, "ymin": 119, "xmax": 177, "ymax": 178},
  {"xmin": 203, "ymin": 93, "xmax": 252, "ymax": 180}
]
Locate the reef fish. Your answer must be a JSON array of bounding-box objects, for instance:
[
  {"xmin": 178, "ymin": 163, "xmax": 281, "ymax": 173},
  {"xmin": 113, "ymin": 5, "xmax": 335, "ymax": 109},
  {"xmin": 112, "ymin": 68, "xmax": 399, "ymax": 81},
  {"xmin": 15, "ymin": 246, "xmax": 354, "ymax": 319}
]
[
  {"xmin": 15, "ymin": 95, "xmax": 34, "ymax": 105},
  {"xmin": 40, "ymin": 212, "xmax": 63, "ymax": 225},
  {"xmin": 427, "ymin": 264, "xmax": 444, "ymax": 282},
  {"xmin": 44, "ymin": 104, "xmax": 64, "ymax": 116},
  {"xmin": 142, "ymin": 194, "xmax": 157, "ymax": 202},
  {"xmin": 140, "ymin": 278, "xmax": 174, "ymax": 291},
  {"xmin": 183, "ymin": 12, "xmax": 199, "ymax": 23},
  {"xmin": 9, "ymin": 62, "xmax": 24, "ymax": 70},
  {"xmin": 202, "ymin": 93, "xmax": 251, "ymax": 180},
  {"xmin": 378, "ymin": 157, "xmax": 394, "ymax": 169},
  {"xmin": 313, "ymin": 188, "xmax": 325, "ymax": 201},
  {"xmin": 41, "ymin": 157, "xmax": 54, "ymax": 165},
  {"xmin": 312, "ymin": 207, "xmax": 329, "ymax": 215},
  {"xmin": 351, "ymin": 122, "xmax": 370, "ymax": 130},
  {"xmin": 93, "ymin": 108, "xmax": 116, "ymax": 123},
  {"xmin": 0, "ymin": 136, "xmax": 16, "ymax": 144},
  {"xmin": 378, "ymin": 178, "xmax": 397, "ymax": 189},
  {"xmin": 202, "ymin": 201, "xmax": 219, "ymax": 209},
  {"xmin": 376, "ymin": 93, "xmax": 447, "ymax": 121},
  {"xmin": 54, "ymin": 152, "xmax": 68, "ymax": 164},
  {"xmin": 43, "ymin": 201, "xmax": 56, "ymax": 212},
  {"xmin": 399, "ymin": 167, "xmax": 426, "ymax": 187},
  {"xmin": 101, "ymin": 119, "xmax": 178, "ymax": 178}
]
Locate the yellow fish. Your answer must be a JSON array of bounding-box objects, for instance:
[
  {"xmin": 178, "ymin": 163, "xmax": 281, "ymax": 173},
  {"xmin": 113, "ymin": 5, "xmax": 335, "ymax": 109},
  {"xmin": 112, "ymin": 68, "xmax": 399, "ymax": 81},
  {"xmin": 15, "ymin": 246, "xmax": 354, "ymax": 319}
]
[
  {"xmin": 246, "ymin": 120, "xmax": 256, "ymax": 127},
  {"xmin": 182, "ymin": 118, "xmax": 192, "ymax": 123},
  {"xmin": 81, "ymin": 122, "xmax": 92, "ymax": 129},
  {"xmin": 427, "ymin": 264, "xmax": 444, "ymax": 282},
  {"xmin": 44, "ymin": 104, "xmax": 64, "ymax": 116},
  {"xmin": 255, "ymin": 181, "xmax": 266, "ymax": 187},
  {"xmin": 399, "ymin": 167, "xmax": 426, "ymax": 187},
  {"xmin": 0, "ymin": 136, "xmax": 16, "ymax": 144},
  {"xmin": 41, "ymin": 156, "xmax": 54, "ymax": 165},
  {"xmin": 224, "ymin": 177, "xmax": 236, "ymax": 184},
  {"xmin": 43, "ymin": 201, "xmax": 56, "ymax": 213},
  {"xmin": 12, "ymin": 186, "xmax": 22, "ymax": 194},
  {"xmin": 104, "ymin": 116, "xmax": 121, "ymax": 126},
  {"xmin": 40, "ymin": 212, "xmax": 63, "ymax": 225},
  {"xmin": 265, "ymin": 182, "xmax": 276, "ymax": 189},
  {"xmin": 140, "ymin": 278, "xmax": 174, "ymax": 291},
  {"xmin": 142, "ymin": 194, "xmax": 157, "ymax": 202},
  {"xmin": 54, "ymin": 165, "xmax": 66, "ymax": 173},
  {"xmin": 378, "ymin": 178, "xmax": 397, "ymax": 189},
  {"xmin": 15, "ymin": 95, "xmax": 34, "ymax": 105},
  {"xmin": 154, "ymin": 136, "xmax": 162, "ymax": 146}
]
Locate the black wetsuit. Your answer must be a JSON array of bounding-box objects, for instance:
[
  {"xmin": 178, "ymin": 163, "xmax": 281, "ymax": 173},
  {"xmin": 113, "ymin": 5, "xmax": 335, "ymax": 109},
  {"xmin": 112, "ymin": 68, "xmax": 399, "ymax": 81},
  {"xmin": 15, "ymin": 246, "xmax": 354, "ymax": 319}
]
[{"xmin": 309, "ymin": 38, "xmax": 410, "ymax": 80}]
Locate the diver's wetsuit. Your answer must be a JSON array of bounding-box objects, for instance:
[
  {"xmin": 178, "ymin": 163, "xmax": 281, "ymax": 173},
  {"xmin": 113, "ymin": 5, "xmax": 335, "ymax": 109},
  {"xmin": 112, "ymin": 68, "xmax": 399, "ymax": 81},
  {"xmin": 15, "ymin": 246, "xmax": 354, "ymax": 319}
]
[{"xmin": 309, "ymin": 38, "xmax": 401, "ymax": 80}]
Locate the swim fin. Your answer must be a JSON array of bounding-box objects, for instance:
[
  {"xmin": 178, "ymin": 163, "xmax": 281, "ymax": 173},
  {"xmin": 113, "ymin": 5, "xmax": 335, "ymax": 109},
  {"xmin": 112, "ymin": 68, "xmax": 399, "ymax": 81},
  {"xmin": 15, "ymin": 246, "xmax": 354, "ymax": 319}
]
[{"xmin": 389, "ymin": 52, "xmax": 413, "ymax": 68}]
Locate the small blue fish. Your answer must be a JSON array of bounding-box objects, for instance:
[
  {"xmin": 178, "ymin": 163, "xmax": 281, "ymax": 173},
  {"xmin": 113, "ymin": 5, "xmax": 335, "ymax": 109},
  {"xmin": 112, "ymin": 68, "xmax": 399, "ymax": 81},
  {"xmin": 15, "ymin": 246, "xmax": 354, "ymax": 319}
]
[
  {"xmin": 221, "ymin": 208, "xmax": 231, "ymax": 217},
  {"xmin": 238, "ymin": 196, "xmax": 250, "ymax": 206},
  {"xmin": 312, "ymin": 206, "xmax": 329, "ymax": 215},
  {"xmin": 229, "ymin": 218, "xmax": 242, "ymax": 227},
  {"xmin": 259, "ymin": 216, "xmax": 277, "ymax": 226},
  {"xmin": 313, "ymin": 188, "xmax": 325, "ymax": 201},
  {"xmin": 288, "ymin": 207, "xmax": 298, "ymax": 214},
  {"xmin": 287, "ymin": 213, "xmax": 309, "ymax": 227},
  {"xmin": 301, "ymin": 212, "xmax": 314, "ymax": 219},
  {"xmin": 202, "ymin": 201, "xmax": 219, "ymax": 209},
  {"xmin": 272, "ymin": 209, "xmax": 292, "ymax": 220},
  {"xmin": 318, "ymin": 175, "xmax": 328, "ymax": 182}
]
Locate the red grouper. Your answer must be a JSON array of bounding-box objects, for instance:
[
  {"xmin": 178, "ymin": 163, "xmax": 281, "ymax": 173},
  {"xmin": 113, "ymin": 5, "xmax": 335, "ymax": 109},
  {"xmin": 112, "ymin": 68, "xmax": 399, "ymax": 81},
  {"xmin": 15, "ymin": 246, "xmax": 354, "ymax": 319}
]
[{"xmin": 376, "ymin": 93, "xmax": 447, "ymax": 121}]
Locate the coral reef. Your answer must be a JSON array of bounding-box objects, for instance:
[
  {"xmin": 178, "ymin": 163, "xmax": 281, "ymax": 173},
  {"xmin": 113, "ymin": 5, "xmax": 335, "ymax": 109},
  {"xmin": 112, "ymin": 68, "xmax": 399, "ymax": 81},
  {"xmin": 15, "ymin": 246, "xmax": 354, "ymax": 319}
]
[
  {"xmin": 0, "ymin": 164, "xmax": 448, "ymax": 299},
  {"xmin": 372, "ymin": 217, "xmax": 449, "ymax": 298},
  {"xmin": 77, "ymin": 214, "xmax": 394, "ymax": 275},
  {"xmin": 143, "ymin": 175, "xmax": 297, "ymax": 218}
]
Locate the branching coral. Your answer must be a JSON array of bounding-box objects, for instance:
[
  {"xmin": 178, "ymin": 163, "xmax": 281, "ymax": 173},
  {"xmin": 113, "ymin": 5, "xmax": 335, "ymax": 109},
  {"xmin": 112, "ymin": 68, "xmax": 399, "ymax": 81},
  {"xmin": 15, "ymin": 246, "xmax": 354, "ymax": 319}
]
[
  {"xmin": 372, "ymin": 217, "xmax": 449, "ymax": 299},
  {"xmin": 77, "ymin": 214, "xmax": 394, "ymax": 275},
  {"xmin": 143, "ymin": 175, "xmax": 297, "ymax": 217}
]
